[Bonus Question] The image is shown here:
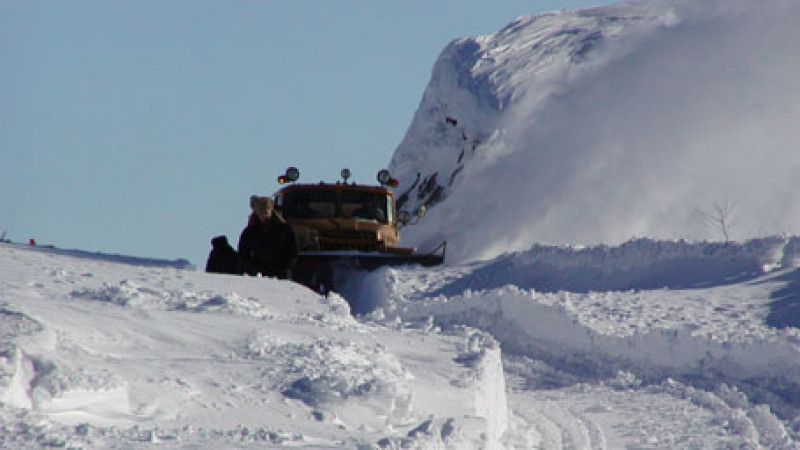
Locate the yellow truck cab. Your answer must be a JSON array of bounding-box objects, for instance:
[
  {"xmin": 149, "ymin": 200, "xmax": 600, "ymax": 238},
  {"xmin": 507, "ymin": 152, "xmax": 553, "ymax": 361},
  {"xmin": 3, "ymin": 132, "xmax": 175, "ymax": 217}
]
[
  {"xmin": 275, "ymin": 183, "xmax": 407, "ymax": 253},
  {"xmin": 271, "ymin": 167, "xmax": 444, "ymax": 296}
]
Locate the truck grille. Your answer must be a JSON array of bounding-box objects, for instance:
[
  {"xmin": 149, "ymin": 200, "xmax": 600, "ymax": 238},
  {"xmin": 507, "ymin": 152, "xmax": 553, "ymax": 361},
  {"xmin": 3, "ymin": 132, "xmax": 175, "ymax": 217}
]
[{"xmin": 318, "ymin": 230, "xmax": 382, "ymax": 252}]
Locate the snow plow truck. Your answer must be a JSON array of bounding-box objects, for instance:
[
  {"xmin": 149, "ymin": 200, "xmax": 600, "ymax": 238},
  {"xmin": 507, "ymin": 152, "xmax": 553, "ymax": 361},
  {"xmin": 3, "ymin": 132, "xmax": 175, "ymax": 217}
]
[{"xmin": 267, "ymin": 167, "xmax": 445, "ymax": 293}]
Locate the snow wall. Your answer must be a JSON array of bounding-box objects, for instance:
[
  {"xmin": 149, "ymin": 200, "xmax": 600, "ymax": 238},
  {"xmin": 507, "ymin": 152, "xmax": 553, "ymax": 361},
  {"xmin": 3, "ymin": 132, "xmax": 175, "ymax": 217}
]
[{"xmin": 390, "ymin": 0, "xmax": 800, "ymax": 264}]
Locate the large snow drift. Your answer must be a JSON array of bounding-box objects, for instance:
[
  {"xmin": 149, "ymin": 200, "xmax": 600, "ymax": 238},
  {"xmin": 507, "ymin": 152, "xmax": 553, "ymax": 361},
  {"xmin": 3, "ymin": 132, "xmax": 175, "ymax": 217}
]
[{"xmin": 390, "ymin": 0, "xmax": 800, "ymax": 263}]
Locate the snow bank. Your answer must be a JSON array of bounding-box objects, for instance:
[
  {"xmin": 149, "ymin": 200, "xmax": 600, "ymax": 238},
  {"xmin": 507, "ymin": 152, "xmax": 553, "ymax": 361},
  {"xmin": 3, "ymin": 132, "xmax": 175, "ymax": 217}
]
[
  {"xmin": 391, "ymin": 284, "xmax": 800, "ymax": 381},
  {"xmin": 391, "ymin": 0, "xmax": 800, "ymax": 264},
  {"xmin": 432, "ymin": 236, "xmax": 800, "ymax": 296},
  {"xmin": 379, "ymin": 277, "xmax": 800, "ymax": 444},
  {"xmin": 359, "ymin": 236, "xmax": 800, "ymax": 435},
  {"xmin": 0, "ymin": 243, "xmax": 511, "ymax": 448}
]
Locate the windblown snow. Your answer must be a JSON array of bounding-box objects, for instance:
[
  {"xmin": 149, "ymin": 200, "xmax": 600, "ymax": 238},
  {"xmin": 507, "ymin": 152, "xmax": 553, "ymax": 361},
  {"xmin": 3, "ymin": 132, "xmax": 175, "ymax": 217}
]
[
  {"xmin": 390, "ymin": 0, "xmax": 800, "ymax": 264},
  {"xmin": 4, "ymin": 0, "xmax": 800, "ymax": 448}
]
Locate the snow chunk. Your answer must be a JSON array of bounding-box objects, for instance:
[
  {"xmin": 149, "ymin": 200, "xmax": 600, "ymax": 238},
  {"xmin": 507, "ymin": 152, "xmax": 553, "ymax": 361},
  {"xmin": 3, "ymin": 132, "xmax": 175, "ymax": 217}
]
[{"xmin": 71, "ymin": 280, "xmax": 273, "ymax": 318}]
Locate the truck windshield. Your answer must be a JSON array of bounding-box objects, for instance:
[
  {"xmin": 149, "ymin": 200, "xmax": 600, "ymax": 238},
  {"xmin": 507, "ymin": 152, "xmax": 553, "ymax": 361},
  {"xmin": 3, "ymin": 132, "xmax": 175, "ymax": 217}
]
[
  {"xmin": 341, "ymin": 191, "xmax": 389, "ymax": 222},
  {"xmin": 282, "ymin": 189, "xmax": 391, "ymax": 223},
  {"xmin": 283, "ymin": 190, "xmax": 337, "ymax": 218}
]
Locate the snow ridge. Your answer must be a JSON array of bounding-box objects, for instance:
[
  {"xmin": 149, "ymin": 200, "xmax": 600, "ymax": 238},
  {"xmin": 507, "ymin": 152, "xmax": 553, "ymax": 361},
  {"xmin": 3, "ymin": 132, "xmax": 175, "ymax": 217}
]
[{"xmin": 432, "ymin": 236, "xmax": 800, "ymax": 296}]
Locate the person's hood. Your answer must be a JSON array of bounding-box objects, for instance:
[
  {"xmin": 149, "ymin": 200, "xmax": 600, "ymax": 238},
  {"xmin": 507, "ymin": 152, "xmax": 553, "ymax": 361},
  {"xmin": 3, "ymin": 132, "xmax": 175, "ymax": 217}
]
[{"xmin": 211, "ymin": 235, "xmax": 229, "ymax": 248}]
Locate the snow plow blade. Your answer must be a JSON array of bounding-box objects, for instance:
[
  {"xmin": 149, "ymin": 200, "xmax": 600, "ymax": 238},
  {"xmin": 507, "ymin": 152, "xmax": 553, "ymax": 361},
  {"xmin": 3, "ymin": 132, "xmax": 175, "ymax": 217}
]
[{"xmin": 291, "ymin": 242, "xmax": 446, "ymax": 294}]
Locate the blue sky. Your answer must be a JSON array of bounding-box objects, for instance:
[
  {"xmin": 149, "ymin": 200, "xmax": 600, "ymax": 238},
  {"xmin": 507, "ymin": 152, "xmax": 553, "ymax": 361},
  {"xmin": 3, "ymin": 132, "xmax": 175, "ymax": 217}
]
[{"xmin": 1, "ymin": 1, "xmax": 612, "ymax": 266}]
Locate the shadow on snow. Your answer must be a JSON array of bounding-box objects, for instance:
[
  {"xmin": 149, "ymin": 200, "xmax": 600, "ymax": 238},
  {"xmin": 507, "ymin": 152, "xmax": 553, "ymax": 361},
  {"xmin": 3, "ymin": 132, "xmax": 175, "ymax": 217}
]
[
  {"xmin": 431, "ymin": 238, "xmax": 791, "ymax": 296},
  {"xmin": 766, "ymin": 267, "xmax": 800, "ymax": 329}
]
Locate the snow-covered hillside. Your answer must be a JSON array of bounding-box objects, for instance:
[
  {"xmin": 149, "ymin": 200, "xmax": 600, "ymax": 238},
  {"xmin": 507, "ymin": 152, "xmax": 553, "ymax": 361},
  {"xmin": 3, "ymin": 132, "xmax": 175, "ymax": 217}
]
[{"xmin": 390, "ymin": 0, "xmax": 800, "ymax": 263}]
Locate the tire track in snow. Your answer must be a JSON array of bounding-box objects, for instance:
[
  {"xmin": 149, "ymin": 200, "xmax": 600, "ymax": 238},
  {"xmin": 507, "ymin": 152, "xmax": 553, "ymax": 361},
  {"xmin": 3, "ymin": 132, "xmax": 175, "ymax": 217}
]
[{"xmin": 510, "ymin": 397, "xmax": 602, "ymax": 450}]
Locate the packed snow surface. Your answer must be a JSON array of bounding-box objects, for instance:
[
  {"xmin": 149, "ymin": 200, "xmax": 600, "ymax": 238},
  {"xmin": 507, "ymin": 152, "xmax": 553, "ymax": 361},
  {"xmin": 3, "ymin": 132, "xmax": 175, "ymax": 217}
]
[{"xmin": 4, "ymin": 235, "xmax": 800, "ymax": 448}]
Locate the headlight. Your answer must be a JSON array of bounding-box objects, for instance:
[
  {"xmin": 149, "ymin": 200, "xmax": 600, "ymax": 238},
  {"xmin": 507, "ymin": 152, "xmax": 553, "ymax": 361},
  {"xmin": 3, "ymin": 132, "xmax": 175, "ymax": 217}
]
[{"xmin": 377, "ymin": 169, "xmax": 391, "ymax": 184}]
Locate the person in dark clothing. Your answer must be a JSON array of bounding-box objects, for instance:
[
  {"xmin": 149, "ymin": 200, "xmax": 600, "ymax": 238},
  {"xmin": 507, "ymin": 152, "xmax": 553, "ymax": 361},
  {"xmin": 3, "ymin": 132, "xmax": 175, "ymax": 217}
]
[
  {"xmin": 238, "ymin": 196, "xmax": 297, "ymax": 279},
  {"xmin": 205, "ymin": 235, "xmax": 242, "ymax": 275}
]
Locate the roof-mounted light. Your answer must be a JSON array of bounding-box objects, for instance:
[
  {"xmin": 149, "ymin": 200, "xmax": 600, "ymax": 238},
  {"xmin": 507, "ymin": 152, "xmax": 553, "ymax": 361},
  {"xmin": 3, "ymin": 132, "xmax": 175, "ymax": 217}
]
[
  {"xmin": 341, "ymin": 168, "xmax": 351, "ymax": 183},
  {"xmin": 278, "ymin": 166, "xmax": 300, "ymax": 184},
  {"xmin": 377, "ymin": 169, "xmax": 399, "ymax": 187}
]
